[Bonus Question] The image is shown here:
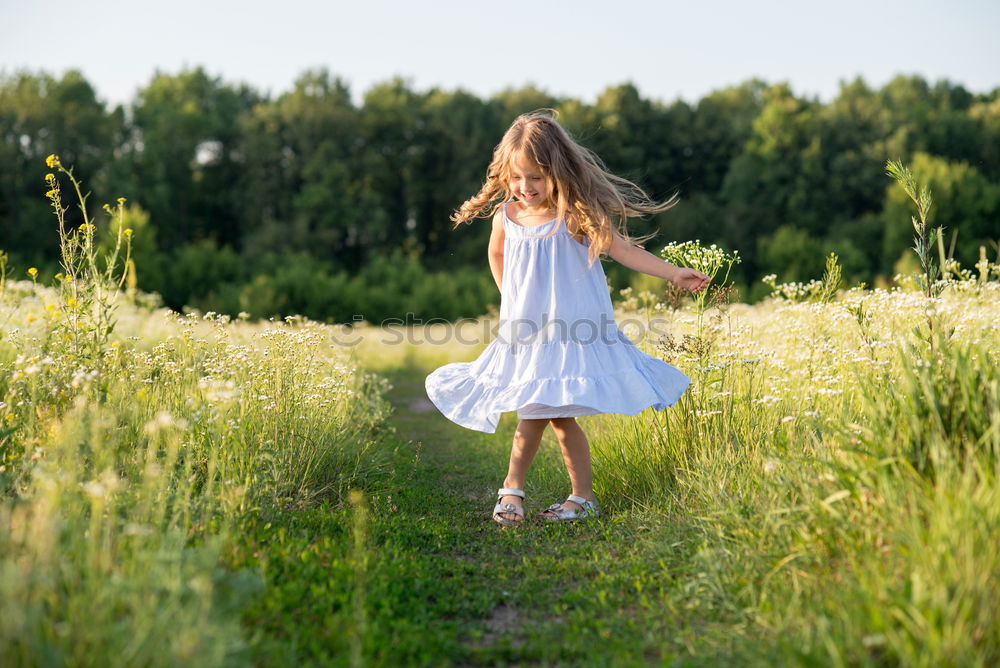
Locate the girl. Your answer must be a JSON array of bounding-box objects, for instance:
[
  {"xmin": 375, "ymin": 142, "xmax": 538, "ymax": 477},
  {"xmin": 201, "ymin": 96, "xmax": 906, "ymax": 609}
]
[{"xmin": 425, "ymin": 111, "xmax": 709, "ymax": 526}]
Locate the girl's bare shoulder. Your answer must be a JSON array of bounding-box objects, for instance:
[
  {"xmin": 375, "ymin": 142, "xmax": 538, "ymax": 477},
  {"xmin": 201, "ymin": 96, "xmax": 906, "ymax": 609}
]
[{"xmin": 490, "ymin": 207, "xmax": 506, "ymax": 246}]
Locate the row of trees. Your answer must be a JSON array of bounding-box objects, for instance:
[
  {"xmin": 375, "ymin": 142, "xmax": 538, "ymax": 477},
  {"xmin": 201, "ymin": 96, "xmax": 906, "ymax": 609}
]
[{"xmin": 2, "ymin": 68, "xmax": 998, "ymax": 320}]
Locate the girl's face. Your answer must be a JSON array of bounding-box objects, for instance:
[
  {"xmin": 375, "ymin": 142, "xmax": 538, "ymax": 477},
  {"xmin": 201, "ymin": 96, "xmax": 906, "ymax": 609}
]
[{"xmin": 508, "ymin": 152, "xmax": 552, "ymax": 209}]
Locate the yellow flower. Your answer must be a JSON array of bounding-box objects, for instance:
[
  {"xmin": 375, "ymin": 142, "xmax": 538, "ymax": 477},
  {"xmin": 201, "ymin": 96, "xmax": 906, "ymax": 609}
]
[
  {"xmin": 117, "ymin": 197, "xmax": 127, "ymax": 205},
  {"xmin": 26, "ymin": 314, "xmax": 36, "ymax": 324},
  {"xmin": 45, "ymin": 154, "xmax": 60, "ymax": 168},
  {"xmin": 103, "ymin": 203, "xmax": 112, "ymax": 214},
  {"xmin": 45, "ymin": 173, "xmax": 56, "ymax": 183},
  {"xmin": 45, "ymin": 189, "xmax": 58, "ymax": 200},
  {"xmin": 46, "ymin": 304, "xmax": 56, "ymax": 311},
  {"xmin": 27, "ymin": 267, "xmax": 38, "ymax": 278},
  {"xmin": 124, "ymin": 228, "xmax": 134, "ymax": 238},
  {"xmin": 67, "ymin": 297, "xmax": 77, "ymax": 308},
  {"xmin": 4, "ymin": 413, "xmax": 14, "ymax": 424}
]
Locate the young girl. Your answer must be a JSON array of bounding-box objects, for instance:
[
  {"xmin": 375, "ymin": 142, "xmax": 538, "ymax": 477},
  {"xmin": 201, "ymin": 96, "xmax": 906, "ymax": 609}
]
[{"xmin": 425, "ymin": 111, "xmax": 709, "ymax": 525}]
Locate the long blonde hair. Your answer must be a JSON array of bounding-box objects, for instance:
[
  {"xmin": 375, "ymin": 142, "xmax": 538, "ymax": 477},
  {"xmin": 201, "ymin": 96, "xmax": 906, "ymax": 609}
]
[{"xmin": 451, "ymin": 109, "xmax": 678, "ymax": 264}]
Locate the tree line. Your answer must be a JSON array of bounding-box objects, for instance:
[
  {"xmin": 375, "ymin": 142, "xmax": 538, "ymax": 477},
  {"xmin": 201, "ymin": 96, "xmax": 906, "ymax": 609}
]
[{"xmin": 2, "ymin": 68, "xmax": 998, "ymax": 321}]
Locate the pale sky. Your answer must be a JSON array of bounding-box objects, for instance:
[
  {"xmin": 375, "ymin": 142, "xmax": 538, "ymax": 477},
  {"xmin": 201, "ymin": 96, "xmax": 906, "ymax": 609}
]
[{"xmin": 2, "ymin": 0, "xmax": 998, "ymax": 107}]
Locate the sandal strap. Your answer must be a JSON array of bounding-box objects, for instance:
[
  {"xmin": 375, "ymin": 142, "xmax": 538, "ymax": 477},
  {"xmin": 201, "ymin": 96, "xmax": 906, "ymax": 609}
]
[
  {"xmin": 497, "ymin": 488, "xmax": 524, "ymax": 498},
  {"xmin": 539, "ymin": 495, "xmax": 600, "ymax": 521},
  {"xmin": 540, "ymin": 503, "xmax": 574, "ymax": 520},
  {"xmin": 493, "ymin": 502, "xmax": 524, "ymax": 518}
]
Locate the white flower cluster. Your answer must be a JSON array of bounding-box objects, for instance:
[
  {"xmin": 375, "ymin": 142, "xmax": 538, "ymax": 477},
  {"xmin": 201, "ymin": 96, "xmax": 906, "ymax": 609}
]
[
  {"xmin": 660, "ymin": 239, "xmax": 741, "ymax": 279},
  {"xmin": 761, "ymin": 275, "xmax": 830, "ymax": 302},
  {"xmin": 196, "ymin": 377, "xmax": 238, "ymax": 404}
]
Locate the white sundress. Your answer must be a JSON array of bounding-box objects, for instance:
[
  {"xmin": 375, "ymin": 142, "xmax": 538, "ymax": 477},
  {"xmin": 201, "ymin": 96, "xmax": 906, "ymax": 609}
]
[{"xmin": 424, "ymin": 201, "xmax": 691, "ymax": 433}]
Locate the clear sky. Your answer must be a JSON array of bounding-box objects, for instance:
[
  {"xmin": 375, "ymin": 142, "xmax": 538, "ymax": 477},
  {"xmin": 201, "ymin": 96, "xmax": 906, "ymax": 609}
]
[{"xmin": 2, "ymin": 0, "xmax": 998, "ymax": 107}]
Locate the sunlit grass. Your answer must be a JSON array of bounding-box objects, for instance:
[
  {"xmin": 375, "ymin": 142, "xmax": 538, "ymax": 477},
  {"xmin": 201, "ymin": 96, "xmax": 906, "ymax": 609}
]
[
  {"xmin": 0, "ymin": 276, "xmax": 393, "ymax": 664},
  {"xmin": 586, "ymin": 277, "xmax": 1000, "ymax": 665},
  {"xmin": 4, "ymin": 152, "xmax": 999, "ymax": 663}
]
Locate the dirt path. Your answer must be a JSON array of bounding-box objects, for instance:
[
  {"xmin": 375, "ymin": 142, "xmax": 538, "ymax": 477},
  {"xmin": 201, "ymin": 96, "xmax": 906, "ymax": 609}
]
[{"xmin": 340, "ymin": 358, "xmax": 702, "ymax": 666}]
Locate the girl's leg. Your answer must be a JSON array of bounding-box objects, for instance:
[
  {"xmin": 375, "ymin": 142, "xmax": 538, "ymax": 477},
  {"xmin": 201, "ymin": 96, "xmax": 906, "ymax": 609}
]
[
  {"xmin": 542, "ymin": 417, "xmax": 594, "ymax": 514},
  {"xmin": 498, "ymin": 418, "xmax": 548, "ymax": 522}
]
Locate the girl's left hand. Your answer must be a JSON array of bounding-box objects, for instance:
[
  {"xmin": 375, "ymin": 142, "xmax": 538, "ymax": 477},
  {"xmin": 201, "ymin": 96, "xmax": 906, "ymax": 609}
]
[{"xmin": 674, "ymin": 268, "xmax": 710, "ymax": 293}]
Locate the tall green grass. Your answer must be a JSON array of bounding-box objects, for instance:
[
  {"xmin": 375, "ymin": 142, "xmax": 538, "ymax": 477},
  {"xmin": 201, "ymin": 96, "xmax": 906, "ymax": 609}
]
[
  {"xmin": 589, "ymin": 278, "xmax": 1000, "ymax": 665},
  {"xmin": 0, "ymin": 158, "xmax": 393, "ymax": 664},
  {"xmin": 0, "ymin": 280, "xmax": 393, "ymax": 664}
]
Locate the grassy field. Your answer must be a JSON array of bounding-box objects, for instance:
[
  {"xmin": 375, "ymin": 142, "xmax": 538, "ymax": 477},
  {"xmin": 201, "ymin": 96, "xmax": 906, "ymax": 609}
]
[{"xmin": 3, "ymin": 255, "xmax": 999, "ymax": 666}]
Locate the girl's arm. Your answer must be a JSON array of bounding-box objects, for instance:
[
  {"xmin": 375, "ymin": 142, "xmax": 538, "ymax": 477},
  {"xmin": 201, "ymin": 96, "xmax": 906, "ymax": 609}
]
[
  {"xmin": 607, "ymin": 232, "xmax": 710, "ymax": 293},
  {"xmin": 488, "ymin": 209, "xmax": 505, "ymax": 292}
]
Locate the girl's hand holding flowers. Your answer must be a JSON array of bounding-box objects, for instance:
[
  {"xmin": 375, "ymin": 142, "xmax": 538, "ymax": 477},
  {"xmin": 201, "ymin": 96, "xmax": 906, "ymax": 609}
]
[{"xmin": 674, "ymin": 267, "xmax": 710, "ymax": 293}]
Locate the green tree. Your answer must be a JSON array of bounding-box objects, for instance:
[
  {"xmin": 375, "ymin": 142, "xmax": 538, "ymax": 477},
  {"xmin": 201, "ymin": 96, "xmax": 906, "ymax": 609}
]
[
  {"xmin": 237, "ymin": 69, "xmax": 362, "ymax": 263},
  {"xmin": 968, "ymin": 92, "xmax": 1000, "ymax": 181},
  {"xmin": 719, "ymin": 83, "xmax": 820, "ymax": 272},
  {"xmin": 492, "ymin": 85, "xmax": 561, "ymax": 118},
  {"xmin": 0, "ymin": 70, "xmax": 119, "ymax": 267},
  {"xmin": 129, "ymin": 67, "xmax": 260, "ymax": 250},
  {"xmin": 757, "ymin": 225, "xmax": 825, "ymax": 282},
  {"xmin": 682, "ymin": 79, "xmax": 768, "ymax": 194},
  {"xmin": 882, "ymin": 152, "xmax": 1000, "ymax": 270},
  {"xmin": 409, "ymin": 89, "xmax": 503, "ymax": 265}
]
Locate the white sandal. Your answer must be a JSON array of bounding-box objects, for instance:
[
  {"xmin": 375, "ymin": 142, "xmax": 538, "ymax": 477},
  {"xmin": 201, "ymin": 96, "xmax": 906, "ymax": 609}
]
[
  {"xmin": 493, "ymin": 487, "xmax": 525, "ymax": 526},
  {"xmin": 539, "ymin": 494, "xmax": 599, "ymax": 521}
]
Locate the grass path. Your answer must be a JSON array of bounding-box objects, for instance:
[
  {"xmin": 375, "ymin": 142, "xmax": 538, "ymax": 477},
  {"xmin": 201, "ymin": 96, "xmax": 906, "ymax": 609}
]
[{"xmin": 234, "ymin": 351, "xmax": 749, "ymax": 667}]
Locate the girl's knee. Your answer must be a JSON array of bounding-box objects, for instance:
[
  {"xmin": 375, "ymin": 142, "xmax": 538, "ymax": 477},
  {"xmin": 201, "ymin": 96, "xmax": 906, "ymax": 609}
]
[{"xmin": 516, "ymin": 418, "xmax": 548, "ymax": 435}]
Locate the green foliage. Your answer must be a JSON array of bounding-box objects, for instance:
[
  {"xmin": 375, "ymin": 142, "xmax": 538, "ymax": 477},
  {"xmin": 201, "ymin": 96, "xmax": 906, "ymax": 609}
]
[
  {"xmin": 159, "ymin": 239, "xmax": 244, "ymax": 310},
  {"xmin": 817, "ymin": 252, "xmax": 843, "ymax": 303},
  {"xmin": 129, "ymin": 67, "xmax": 260, "ymax": 250},
  {"xmin": 5, "ymin": 196, "xmax": 1000, "ymax": 665},
  {"xmin": 883, "ymin": 152, "xmax": 1000, "ymax": 272},
  {"xmin": 171, "ymin": 248, "xmax": 499, "ymax": 324},
  {"xmin": 42, "ymin": 157, "xmax": 132, "ymax": 364},
  {"xmin": 859, "ymin": 336, "xmax": 1000, "ymax": 477},
  {"xmin": 0, "ymin": 156, "xmax": 394, "ymax": 663},
  {"xmin": 757, "ymin": 225, "xmax": 826, "ymax": 283},
  {"xmin": 0, "ymin": 299, "xmax": 394, "ymax": 664},
  {"xmin": 0, "ymin": 70, "xmax": 121, "ymax": 260},
  {"xmin": 761, "ymin": 253, "xmax": 846, "ymax": 303},
  {"xmin": 3, "ymin": 69, "xmax": 1000, "ymax": 313},
  {"xmin": 886, "ymin": 157, "xmax": 941, "ymax": 300}
]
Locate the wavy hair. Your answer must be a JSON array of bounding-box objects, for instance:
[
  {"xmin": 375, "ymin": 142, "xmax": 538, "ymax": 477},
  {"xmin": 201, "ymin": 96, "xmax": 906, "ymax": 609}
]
[{"xmin": 451, "ymin": 109, "xmax": 678, "ymax": 264}]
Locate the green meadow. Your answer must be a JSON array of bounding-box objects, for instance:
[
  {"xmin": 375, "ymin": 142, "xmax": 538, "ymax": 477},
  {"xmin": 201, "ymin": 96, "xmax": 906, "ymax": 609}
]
[
  {"xmin": 2, "ymin": 158, "xmax": 999, "ymax": 666},
  {"xmin": 3, "ymin": 242, "xmax": 1000, "ymax": 666}
]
